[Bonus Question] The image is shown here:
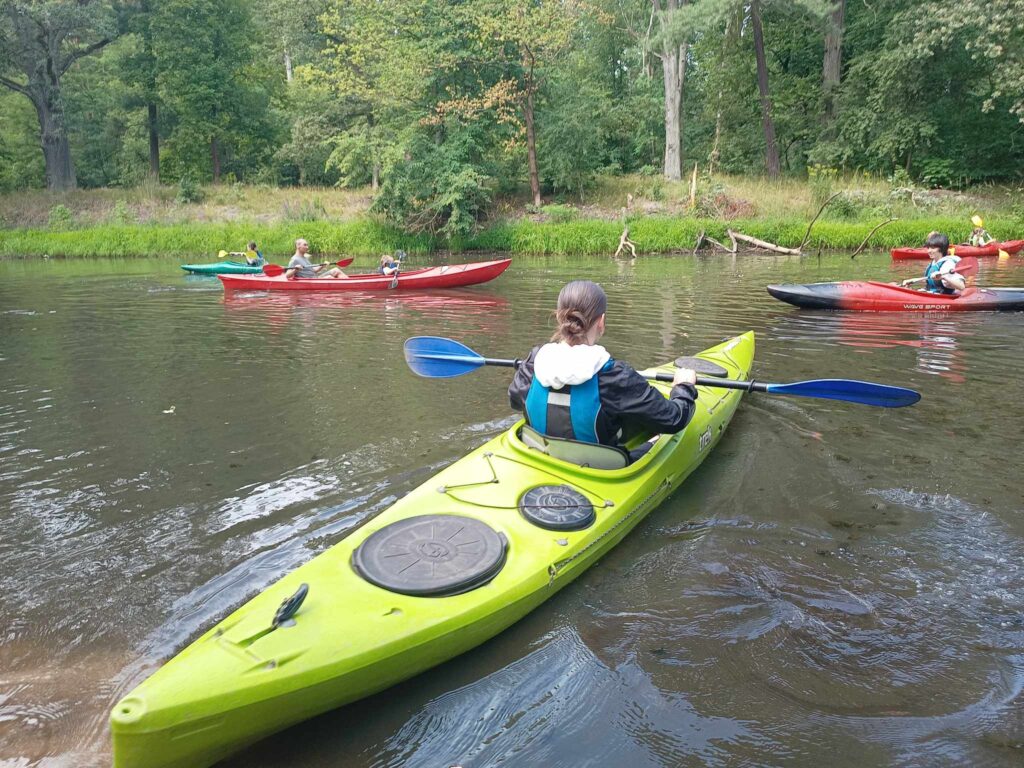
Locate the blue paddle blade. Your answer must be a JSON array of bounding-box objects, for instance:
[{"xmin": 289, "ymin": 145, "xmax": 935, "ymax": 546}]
[
  {"xmin": 765, "ymin": 379, "xmax": 921, "ymax": 408},
  {"xmin": 404, "ymin": 336, "xmax": 486, "ymax": 378}
]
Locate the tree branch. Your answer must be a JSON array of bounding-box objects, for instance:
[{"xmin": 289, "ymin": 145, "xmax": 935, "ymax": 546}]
[
  {"xmin": 850, "ymin": 218, "xmax": 898, "ymax": 259},
  {"xmin": 800, "ymin": 191, "xmax": 842, "ymax": 250},
  {"xmin": 60, "ymin": 37, "xmax": 113, "ymax": 75},
  {"xmin": 0, "ymin": 74, "xmax": 31, "ymax": 98}
]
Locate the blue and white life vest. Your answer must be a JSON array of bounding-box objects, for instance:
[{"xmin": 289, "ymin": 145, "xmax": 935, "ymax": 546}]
[
  {"xmin": 524, "ymin": 359, "xmax": 614, "ymax": 444},
  {"xmin": 925, "ymin": 255, "xmax": 959, "ymax": 294}
]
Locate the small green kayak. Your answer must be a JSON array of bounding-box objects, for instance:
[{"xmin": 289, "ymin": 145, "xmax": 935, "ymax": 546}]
[
  {"xmin": 110, "ymin": 331, "xmax": 755, "ymax": 768},
  {"xmin": 181, "ymin": 260, "xmax": 263, "ymax": 275}
]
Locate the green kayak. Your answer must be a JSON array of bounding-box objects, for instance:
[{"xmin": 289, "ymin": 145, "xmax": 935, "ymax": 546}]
[
  {"xmin": 110, "ymin": 331, "xmax": 755, "ymax": 768},
  {"xmin": 181, "ymin": 260, "xmax": 263, "ymax": 275}
]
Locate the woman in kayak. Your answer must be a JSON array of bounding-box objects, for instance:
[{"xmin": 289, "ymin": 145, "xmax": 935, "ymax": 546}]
[
  {"xmin": 899, "ymin": 232, "xmax": 965, "ymax": 294},
  {"xmin": 285, "ymin": 238, "xmax": 347, "ymax": 279},
  {"xmin": 509, "ymin": 280, "xmax": 698, "ymax": 463}
]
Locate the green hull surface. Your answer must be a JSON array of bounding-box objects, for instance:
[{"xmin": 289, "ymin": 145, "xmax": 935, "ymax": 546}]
[
  {"xmin": 181, "ymin": 260, "xmax": 263, "ymax": 275},
  {"xmin": 110, "ymin": 332, "xmax": 756, "ymax": 768}
]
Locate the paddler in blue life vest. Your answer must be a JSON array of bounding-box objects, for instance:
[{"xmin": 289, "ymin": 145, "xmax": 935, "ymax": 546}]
[
  {"xmin": 508, "ymin": 280, "xmax": 698, "ymax": 463},
  {"xmin": 899, "ymin": 232, "xmax": 965, "ymax": 294}
]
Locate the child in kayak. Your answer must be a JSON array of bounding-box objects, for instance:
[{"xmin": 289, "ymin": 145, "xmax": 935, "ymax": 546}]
[
  {"xmin": 969, "ymin": 215, "xmax": 993, "ymax": 247},
  {"xmin": 244, "ymin": 241, "xmax": 265, "ymax": 266},
  {"xmin": 378, "ymin": 253, "xmax": 400, "ymax": 276},
  {"xmin": 900, "ymin": 232, "xmax": 965, "ymax": 294},
  {"xmin": 285, "ymin": 238, "xmax": 347, "ymax": 279},
  {"xmin": 509, "ymin": 280, "xmax": 698, "ymax": 463}
]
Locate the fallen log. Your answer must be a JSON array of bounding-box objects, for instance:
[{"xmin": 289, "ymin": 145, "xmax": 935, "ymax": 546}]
[{"xmin": 727, "ymin": 229, "xmax": 801, "ymax": 255}]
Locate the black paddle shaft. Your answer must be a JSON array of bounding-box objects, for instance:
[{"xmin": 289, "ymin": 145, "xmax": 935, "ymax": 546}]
[
  {"xmin": 652, "ymin": 371, "xmax": 769, "ymax": 392},
  {"xmin": 485, "ymin": 356, "xmax": 763, "ymax": 392}
]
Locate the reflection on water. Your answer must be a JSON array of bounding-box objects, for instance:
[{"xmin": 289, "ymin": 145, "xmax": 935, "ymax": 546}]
[{"xmin": 1, "ymin": 253, "xmax": 1023, "ymax": 767}]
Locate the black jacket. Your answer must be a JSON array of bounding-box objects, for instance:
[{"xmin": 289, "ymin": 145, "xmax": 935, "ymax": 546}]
[{"xmin": 508, "ymin": 346, "xmax": 698, "ymax": 448}]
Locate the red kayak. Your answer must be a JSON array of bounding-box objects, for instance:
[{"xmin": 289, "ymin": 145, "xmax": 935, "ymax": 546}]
[
  {"xmin": 891, "ymin": 240, "xmax": 1024, "ymax": 260},
  {"xmin": 767, "ymin": 282, "xmax": 1024, "ymax": 311},
  {"xmin": 218, "ymin": 258, "xmax": 511, "ymax": 291}
]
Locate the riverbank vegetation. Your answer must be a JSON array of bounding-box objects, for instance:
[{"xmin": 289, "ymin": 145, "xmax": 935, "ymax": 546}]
[
  {"xmin": 1, "ymin": 173, "xmax": 1020, "ymax": 257},
  {"xmin": 2, "ymin": 0, "xmax": 1023, "ymax": 250}
]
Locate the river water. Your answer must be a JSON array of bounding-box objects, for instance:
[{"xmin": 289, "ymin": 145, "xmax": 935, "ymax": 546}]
[{"xmin": 1, "ymin": 253, "xmax": 1022, "ymax": 767}]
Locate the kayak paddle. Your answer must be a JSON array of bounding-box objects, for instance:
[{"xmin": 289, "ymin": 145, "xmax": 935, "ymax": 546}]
[
  {"xmin": 262, "ymin": 258, "xmax": 354, "ymax": 277},
  {"xmin": 388, "ymin": 250, "xmax": 408, "ymax": 289},
  {"xmin": 403, "ymin": 336, "xmax": 921, "ymax": 408}
]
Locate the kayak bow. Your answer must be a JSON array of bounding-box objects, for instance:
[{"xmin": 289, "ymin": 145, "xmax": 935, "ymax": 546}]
[{"xmin": 110, "ymin": 331, "xmax": 755, "ymax": 768}]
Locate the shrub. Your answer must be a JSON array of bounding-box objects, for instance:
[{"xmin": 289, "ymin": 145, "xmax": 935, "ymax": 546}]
[
  {"xmin": 175, "ymin": 176, "xmax": 204, "ymax": 204},
  {"xmin": 109, "ymin": 199, "xmax": 136, "ymax": 225},
  {"xmin": 48, "ymin": 204, "xmax": 73, "ymax": 229},
  {"xmin": 540, "ymin": 204, "xmax": 578, "ymax": 223}
]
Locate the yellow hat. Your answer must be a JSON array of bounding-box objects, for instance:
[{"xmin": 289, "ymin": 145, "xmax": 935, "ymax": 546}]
[{"xmin": 972, "ymin": 215, "xmax": 984, "ymax": 227}]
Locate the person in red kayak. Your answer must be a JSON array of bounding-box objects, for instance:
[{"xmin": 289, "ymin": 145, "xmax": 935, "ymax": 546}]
[
  {"xmin": 969, "ymin": 215, "xmax": 993, "ymax": 247},
  {"xmin": 508, "ymin": 280, "xmax": 698, "ymax": 463},
  {"xmin": 285, "ymin": 238, "xmax": 347, "ymax": 279},
  {"xmin": 899, "ymin": 232, "xmax": 965, "ymax": 294}
]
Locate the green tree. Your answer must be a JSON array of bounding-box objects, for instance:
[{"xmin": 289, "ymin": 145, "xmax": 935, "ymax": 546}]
[
  {"xmin": 0, "ymin": 0, "xmax": 119, "ymax": 189},
  {"xmin": 151, "ymin": 0, "xmax": 279, "ymax": 182}
]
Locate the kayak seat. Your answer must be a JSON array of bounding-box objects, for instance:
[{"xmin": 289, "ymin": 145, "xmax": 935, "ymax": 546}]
[
  {"xmin": 519, "ymin": 424, "xmax": 629, "ymax": 470},
  {"xmin": 352, "ymin": 514, "xmax": 508, "ymax": 597}
]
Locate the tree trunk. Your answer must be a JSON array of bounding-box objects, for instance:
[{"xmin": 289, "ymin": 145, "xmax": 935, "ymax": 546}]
[
  {"xmin": 750, "ymin": 0, "xmax": 780, "ymax": 178},
  {"xmin": 371, "ymin": 163, "xmax": 380, "ymax": 191},
  {"xmin": 284, "ymin": 47, "xmax": 293, "ymax": 83},
  {"xmin": 656, "ymin": 0, "xmax": 688, "ymax": 181},
  {"xmin": 822, "ymin": 0, "xmax": 845, "ymax": 125},
  {"xmin": 524, "ymin": 78, "xmax": 541, "ymax": 207},
  {"xmin": 211, "ymin": 137, "xmax": 221, "ymax": 182},
  {"xmin": 34, "ymin": 94, "xmax": 76, "ymax": 191},
  {"xmin": 147, "ymin": 102, "xmax": 160, "ymax": 180}
]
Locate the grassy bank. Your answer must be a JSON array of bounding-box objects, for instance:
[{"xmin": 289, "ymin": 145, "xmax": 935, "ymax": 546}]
[
  {"xmin": 0, "ymin": 220, "xmax": 433, "ymax": 259},
  {"xmin": 5, "ymin": 215, "xmax": 1023, "ymax": 259},
  {"xmin": 2, "ymin": 174, "xmax": 1022, "ymax": 258}
]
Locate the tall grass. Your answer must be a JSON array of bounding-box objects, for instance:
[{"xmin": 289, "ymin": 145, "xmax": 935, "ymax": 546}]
[
  {"xmin": 0, "ymin": 220, "xmax": 433, "ymax": 259},
  {"xmin": 4, "ymin": 215, "xmax": 1022, "ymax": 259}
]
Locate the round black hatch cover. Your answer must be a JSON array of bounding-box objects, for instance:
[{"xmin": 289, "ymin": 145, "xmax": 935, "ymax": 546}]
[
  {"xmin": 673, "ymin": 356, "xmax": 728, "ymax": 377},
  {"xmin": 519, "ymin": 485, "xmax": 595, "ymax": 531},
  {"xmin": 352, "ymin": 515, "xmax": 508, "ymax": 597}
]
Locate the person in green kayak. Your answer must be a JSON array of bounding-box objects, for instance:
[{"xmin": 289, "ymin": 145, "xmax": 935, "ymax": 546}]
[
  {"xmin": 899, "ymin": 232, "xmax": 965, "ymax": 294},
  {"xmin": 285, "ymin": 238, "xmax": 347, "ymax": 279},
  {"xmin": 969, "ymin": 215, "xmax": 994, "ymax": 247},
  {"xmin": 244, "ymin": 241, "xmax": 265, "ymax": 266},
  {"xmin": 509, "ymin": 280, "xmax": 698, "ymax": 463}
]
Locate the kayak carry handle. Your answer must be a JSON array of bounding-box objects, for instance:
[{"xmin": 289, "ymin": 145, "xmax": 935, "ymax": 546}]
[{"xmin": 272, "ymin": 583, "xmax": 309, "ymax": 629}]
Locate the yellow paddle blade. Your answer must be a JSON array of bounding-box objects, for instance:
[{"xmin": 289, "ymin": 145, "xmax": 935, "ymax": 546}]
[
  {"xmin": 999, "ymin": 249, "xmax": 1009, "ymax": 259},
  {"xmin": 218, "ymin": 250, "xmax": 228, "ymax": 258}
]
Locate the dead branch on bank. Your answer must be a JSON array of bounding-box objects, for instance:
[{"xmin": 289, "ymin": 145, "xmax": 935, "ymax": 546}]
[
  {"xmin": 850, "ymin": 217, "xmax": 898, "ymax": 259},
  {"xmin": 800, "ymin": 191, "xmax": 843, "ymax": 250}
]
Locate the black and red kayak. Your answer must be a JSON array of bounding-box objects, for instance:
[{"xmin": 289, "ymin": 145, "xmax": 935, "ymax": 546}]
[
  {"xmin": 767, "ymin": 282, "xmax": 1024, "ymax": 312},
  {"xmin": 891, "ymin": 240, "xmax": 1024, "ymax": 260}
]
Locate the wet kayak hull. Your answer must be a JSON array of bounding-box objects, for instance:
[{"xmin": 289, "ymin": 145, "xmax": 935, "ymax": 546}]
[
  {"xmin": 181, "ymin": 261, "xmax": 263, "ymax": 275},
  {"xmin": 891, "ymin": 240, "xmax": 1024, "ymax": 260},
  {"xmin": 217, "ymin": 258, "xmax": 511, "ymax": 291},
  {"xmin": 110, "ymin": 332, "xmax": 755, "ymax": 768},
  {"xmin": 767, "ymin": 282, "xmax": 1024, "ymax": 311}
]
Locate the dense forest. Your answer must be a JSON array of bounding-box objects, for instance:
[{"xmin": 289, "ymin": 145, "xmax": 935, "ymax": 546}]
[{"xmin": 2, "ymin": 0, "xmax": 1023, "ymax": 237}]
